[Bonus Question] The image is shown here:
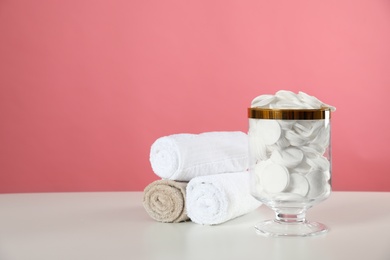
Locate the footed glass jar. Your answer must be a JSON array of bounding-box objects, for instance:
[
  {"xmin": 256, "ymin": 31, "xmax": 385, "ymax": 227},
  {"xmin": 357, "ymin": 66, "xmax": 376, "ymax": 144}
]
[{"xmin": 248, "ymin": 108, "xmax": 332, "ymax": 237}]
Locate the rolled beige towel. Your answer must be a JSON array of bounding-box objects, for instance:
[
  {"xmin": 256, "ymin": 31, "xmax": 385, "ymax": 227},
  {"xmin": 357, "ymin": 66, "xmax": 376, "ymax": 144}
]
[{"xmin": 143, "ymin": 180, "xmax": 189, "ymax": 223}]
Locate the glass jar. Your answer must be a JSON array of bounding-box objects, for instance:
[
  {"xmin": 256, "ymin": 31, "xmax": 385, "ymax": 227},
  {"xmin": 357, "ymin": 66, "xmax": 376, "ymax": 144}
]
[{"xmin": 248, "ymin": 108, "xmax": 332, "ymax": 237}]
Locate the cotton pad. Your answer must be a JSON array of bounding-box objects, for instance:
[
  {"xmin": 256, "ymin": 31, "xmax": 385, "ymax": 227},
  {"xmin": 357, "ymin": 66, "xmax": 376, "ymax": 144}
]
[
  {"xmin": 257, "ymin": 120, "xmax": 281, "ymax": 145},
  {"xmin": 306, "ymin": 169, "xmax": 328, "ymax": 198},
  {"xmin": 260, "ymin": 162, "xmax": 290, "ymax": 193},
  {"xmin": 285, "ymin": 173, "xmax": 309, "ymax": 197},
  {"xmin": 270, "ymin": 147, "xmax": 304, "ymax": 169}
]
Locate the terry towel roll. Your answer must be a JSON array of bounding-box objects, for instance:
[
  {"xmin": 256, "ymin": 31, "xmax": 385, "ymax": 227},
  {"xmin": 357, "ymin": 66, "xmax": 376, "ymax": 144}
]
[
  {"xmin": 150, "ymin": 131, "xmax": 249, "ymax": 181},
  {"xmin": 186, "ymin": 171, "xmax": 262, "ymax": 225},
  {"xmin": 143, "ymin": 180, "xmax": 189, "ymax": 223}
]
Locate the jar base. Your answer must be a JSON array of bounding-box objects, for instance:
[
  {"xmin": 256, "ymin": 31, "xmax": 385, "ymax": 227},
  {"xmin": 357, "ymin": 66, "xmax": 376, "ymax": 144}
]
[{"xmin": 255, "ymin": 219, "xmax": 329, "ymax": 237}]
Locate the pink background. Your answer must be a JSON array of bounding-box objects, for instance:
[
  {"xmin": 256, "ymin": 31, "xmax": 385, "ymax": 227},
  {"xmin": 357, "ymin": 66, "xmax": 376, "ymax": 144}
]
[{"xmin": 1, "ymin": 0, "xmax": 390, "ymax": 193}]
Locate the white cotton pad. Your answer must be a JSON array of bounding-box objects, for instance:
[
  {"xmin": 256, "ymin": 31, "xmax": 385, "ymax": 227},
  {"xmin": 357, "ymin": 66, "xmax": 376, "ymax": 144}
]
[
  {"xmin": 271, "ymin": 101, "xmax": 311, "ymax": 109},
  {"xmin": 249, "ymin": 120, "xmax": 269, "ymax": 160},
  {"xmin": 293, "ymin": 156, "xmax": 311, "ymax": 174},
  {"xmin": 285, "ymin": 130, "xmax": 307, "ymax": 146},
  {"xmin": 260, "ymin": 162, "xmax": 290, "ymax": 193},
  {"xmin": 298, "ymin": 91, "xmax": 336, "ymax": 111},
  {"xmin": 249, "ymin": 135, "xmax": 268, "ymax": 161},
  {"xmin": 251, "ymin": 164, "xmax": 266, "ymax": 197},
  {"xmin": 285, "ymin": 173, "xmax": 309, "ymax": 197},
  {"xmin": 306, "ymin": 155, "xmax": 330, "ymax": 172},
  {"xmin": 323, "ymin": 170, "xmax": 331, "ymax": 181},
  {"xmin": 293, "ymin": 121, "xmax": 323, "ymax": 139},
  {"xmin": 251, "ymin": 94, "xmax": 276, "ymax": 107},
  {"xmin": 309, "ymin": 126, "xmax": 330, "ymax": 152},
  {"xmin": 275, "ymin": 136, "xmax": 290, "ymax": 149},
  {"xmin": 254, "ymin": 160, "xmax": 271, "ymax": 176},
  {"xmin": 275, "ymin": 90, "xmax": 301, "ymax": 102},
  {"xmin": 255, "ymin": 138, "xmax": 268, "ymax": 160},
  {"xmin": 277, "ymin": 120, "xmax": 296, "ymax": 130},
  {"xmin": 270, "ymin": 147, "xmax": 304, "ymax": 168},
  {"xmin": 306, "ymin": 169, "xmax": 327, "ymax": 198},
  {"xmin": 258, "ymin": 120, "xmax": 281, "ymax": 145},
  {"xmin": 297, "ymin": 91, "xmax": 324, "ymax": 108}
]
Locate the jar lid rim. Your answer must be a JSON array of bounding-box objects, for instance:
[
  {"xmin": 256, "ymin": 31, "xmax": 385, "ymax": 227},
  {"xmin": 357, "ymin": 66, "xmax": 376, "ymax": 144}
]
[{"xmin": 248, "ymin": 107, "xmax": 332, "ymax": 120}]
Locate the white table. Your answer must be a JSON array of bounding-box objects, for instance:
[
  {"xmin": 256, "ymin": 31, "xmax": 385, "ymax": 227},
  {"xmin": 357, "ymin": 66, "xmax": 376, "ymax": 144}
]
[{"xmin": 0, "ymin": 192, "xmax": 389, "ymax": 260}]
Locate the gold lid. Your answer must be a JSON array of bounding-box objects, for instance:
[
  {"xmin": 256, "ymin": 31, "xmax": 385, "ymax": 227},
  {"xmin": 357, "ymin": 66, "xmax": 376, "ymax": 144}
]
[{"xmin": 248, "ymin": 107, "xmax": 331, "ymax": 120}]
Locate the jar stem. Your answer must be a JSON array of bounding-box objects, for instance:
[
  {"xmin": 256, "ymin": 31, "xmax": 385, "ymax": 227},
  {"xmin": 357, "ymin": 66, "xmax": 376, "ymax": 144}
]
[{"xmin": 275, "ymin": 211, "xmax": 306, "ymax": 223}]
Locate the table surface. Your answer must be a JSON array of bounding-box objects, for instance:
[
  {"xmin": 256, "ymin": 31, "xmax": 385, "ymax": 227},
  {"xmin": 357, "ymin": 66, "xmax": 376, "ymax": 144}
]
[{"xmin": 0, "ymin": 191, "xmax": 389, "ymax": 260}]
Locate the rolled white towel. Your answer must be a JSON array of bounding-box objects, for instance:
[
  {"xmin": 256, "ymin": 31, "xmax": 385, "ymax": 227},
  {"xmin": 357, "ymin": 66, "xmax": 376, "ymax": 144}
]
[
  {"xmin": 149, "ymin": 131, "xmax": 249, "ymax": 181},
  {"xmin": 186, "ymin": 171, "xmax": 262, "ymax": 225}
]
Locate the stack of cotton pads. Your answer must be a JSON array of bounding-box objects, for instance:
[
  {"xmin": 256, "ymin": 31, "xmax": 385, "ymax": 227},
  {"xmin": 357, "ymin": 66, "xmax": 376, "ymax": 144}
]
[
  {"xmin": 251, "ymin": 90, "xmax": 335, "ymax": 110},
  {"xmin": 249, "ymin": 90, "xmax": 336, "ymax": 200}
]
